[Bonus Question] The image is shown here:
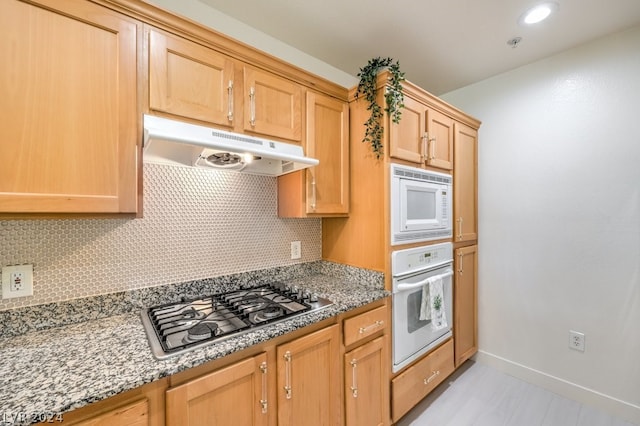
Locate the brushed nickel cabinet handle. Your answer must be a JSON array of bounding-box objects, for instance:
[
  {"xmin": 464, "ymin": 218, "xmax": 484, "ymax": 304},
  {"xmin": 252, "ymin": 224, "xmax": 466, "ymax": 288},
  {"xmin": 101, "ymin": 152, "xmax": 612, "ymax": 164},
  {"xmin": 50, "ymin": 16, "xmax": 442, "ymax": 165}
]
[
  {"xmin": 227, "ymin": 80, "xmax": 234, "ymax": 121},
  {"xmin": 458, "ymin": 217, "xmax": 464, "ymax": 240},
  {"xmin": 249, "ymin": 86, "xmax": 256, "ymax": 126},
  {"xmin": 421, "ymin": 133, "xmax": 428, "ymax": 162},
  {"xmin": 424, "ymin": 370, "xmax": 440, "ymax": 384},
  {"xmin": 458, "ymin": 253, "xmax": 464, "ymax": 275},
  {"xmin": 310, "ymin": 173, "xmax": 317, "ymax": 211},
  {"xmin": 260, "ymin": 361, "xmax": 268, "ymax": 413},
  {"xmin": 430, "ymin": 136, "xmax": 437, "ymax": 160},
  {"xmin": 283, "ymin": 351, "xmax": 292, "ymax": 399},
  {"xmin": 350, "ymin": 359, "xmax": 358, "ymax": 398},
  {"xmin": 358, "ymin": 320, "xmax": 384, "ymax": 334}
]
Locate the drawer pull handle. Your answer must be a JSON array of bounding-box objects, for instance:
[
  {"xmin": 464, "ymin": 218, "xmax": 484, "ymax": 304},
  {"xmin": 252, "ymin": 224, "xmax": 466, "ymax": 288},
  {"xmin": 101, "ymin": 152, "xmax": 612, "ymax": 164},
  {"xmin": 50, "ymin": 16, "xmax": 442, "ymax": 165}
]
[
  {"xmin": 359, "ymin": 320, "xmax": 384, "ymax": 334},
  {"xmin": 424, "ymin": 370, "xmax": 440, "ymax": 384}
]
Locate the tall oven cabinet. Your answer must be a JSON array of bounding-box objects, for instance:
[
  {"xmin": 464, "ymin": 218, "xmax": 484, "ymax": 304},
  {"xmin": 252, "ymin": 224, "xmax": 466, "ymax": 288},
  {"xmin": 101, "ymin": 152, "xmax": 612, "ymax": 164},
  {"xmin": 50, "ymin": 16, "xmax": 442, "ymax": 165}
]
[{"xmin": 322, "ymin": 71, "xmax": 480, "ymax": 421}]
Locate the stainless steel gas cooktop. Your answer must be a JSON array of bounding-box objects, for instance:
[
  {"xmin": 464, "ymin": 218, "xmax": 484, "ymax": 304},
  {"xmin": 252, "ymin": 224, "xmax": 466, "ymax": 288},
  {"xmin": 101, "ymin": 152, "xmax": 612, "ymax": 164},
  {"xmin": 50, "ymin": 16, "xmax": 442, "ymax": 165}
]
[{"xmin": 141, "ymin": 283, "xmax": 333, "ymax": 359}]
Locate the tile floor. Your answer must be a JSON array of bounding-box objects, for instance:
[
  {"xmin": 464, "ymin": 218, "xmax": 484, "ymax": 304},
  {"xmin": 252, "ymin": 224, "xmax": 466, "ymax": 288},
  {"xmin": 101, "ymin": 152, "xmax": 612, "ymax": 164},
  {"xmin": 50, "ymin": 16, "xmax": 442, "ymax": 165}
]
[{"xmin": 396, "ymin": 360, "xmax": 637, "ymax": 426}]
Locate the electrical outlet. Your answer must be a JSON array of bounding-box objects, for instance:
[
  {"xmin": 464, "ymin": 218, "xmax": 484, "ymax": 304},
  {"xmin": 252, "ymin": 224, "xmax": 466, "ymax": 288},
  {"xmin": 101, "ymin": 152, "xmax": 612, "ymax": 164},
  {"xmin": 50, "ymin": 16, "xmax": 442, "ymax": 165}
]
[
  {"xmin": 569, "ymin": 330, "xmax": 585, "ymax": 352},
  {"xmin": 2, "ymin": 264, "xmax": 34, "ymax": 299},
  {"xmin": 10, "ymin": 271, "xmax": 24, "ymax": 292},
  {"xmin": 290, "ymin": 241, "xmax": 301, "ymax": 260}
]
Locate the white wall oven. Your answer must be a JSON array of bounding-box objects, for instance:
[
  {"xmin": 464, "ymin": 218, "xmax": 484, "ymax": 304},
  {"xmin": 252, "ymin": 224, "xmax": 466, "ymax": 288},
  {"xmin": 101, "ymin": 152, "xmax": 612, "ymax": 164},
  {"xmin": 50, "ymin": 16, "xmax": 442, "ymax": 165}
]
[
  {"xmin": 391, "ymin": 242, "xmax": 453, "ymax": 373},
  {"xmin": 390, "ymin": 163, "xmax": 452, "ymax": 245}
]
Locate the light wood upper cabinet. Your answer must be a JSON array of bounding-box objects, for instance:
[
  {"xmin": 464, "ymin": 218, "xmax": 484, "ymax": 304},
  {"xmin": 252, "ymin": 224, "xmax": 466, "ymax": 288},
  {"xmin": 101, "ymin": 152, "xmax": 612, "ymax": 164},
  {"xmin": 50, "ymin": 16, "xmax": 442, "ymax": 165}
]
[
  {"xmin": 389, "ymin": 95, "xmax": 426, "ymax": 164},
  {"xmin": 0, "ymin": 0, "xmax": 139, "ymax": 214},
  {"xmin": 389, "ymin": 92, "xmax": 454, "ymax": 171},
  {"xmin": 243, "ymin": 66, "xmax": 303, "ymax": 142},
  {"xmin": 454, "ymin": 122, "xmax": 478, "ymax": 243},
  {"xmin": 454, "ymin": 245, "xmax": 478, "ymax": 367},
  {"xmin": 149, "ymin": 28, "xmax": 236, "ymax": 127},
  {"xmin": 277, "ymin": 325, "xmax": 341, "ymax": 426},
  {"xmin": 427, "ymin": 108, "xmax": 454, "ymax": 170},
  {"xmin": 278, "ymin": 91, "xmax": 349, "ymax": 217},
  {"xmin": 166, "ymin": 352, "xmax": 269, "ymax": 426}
]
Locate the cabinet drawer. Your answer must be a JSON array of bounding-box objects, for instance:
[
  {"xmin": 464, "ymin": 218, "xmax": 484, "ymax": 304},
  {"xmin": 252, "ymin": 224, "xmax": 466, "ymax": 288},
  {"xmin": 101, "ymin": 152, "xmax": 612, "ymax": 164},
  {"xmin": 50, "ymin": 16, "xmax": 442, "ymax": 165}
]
[
  {"xmin": 391, "ymin": 338, "xmax": 454, "ymax": 422},
  {"xmin": 343, "ymin": 306, "xmax": 387, "ymax": 347},
  {"xmin": 71, "ymin": 398, "xmax": 148, "ymax": 426}
]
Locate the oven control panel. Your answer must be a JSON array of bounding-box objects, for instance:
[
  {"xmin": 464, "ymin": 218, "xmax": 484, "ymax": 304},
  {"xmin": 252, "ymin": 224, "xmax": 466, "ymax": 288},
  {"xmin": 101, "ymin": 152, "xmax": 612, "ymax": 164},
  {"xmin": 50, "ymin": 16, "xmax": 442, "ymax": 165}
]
[{"xmin": 391, "ymin": 242, "xmax": 453, "ymax": 277}]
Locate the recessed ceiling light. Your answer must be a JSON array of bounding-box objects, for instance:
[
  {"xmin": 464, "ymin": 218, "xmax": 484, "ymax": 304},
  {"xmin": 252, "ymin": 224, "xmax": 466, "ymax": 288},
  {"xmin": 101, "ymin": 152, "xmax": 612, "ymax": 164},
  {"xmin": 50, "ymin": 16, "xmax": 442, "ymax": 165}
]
[{"xmin": 519, "ymin": 2, "xmax": 559, "ymax": 25}]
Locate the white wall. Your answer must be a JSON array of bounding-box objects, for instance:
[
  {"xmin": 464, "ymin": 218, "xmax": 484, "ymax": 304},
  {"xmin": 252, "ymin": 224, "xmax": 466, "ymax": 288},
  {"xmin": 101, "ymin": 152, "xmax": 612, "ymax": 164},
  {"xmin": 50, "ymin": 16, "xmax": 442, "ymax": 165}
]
[
  {"xmin": 443, "ymin": 25, "xmax": 640, "ymax": 422},
  {"xmin": 145, "ymin": 0, "xmax": 358, "ymax": 89}
]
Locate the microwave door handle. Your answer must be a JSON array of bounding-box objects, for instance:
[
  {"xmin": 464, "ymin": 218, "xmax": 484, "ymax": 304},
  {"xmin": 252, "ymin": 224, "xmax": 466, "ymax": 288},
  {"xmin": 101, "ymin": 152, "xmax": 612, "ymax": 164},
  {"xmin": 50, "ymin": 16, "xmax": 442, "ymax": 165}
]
[{"xmin": 396, "ymin": 269, "xmax": 453, "ymax": 291}]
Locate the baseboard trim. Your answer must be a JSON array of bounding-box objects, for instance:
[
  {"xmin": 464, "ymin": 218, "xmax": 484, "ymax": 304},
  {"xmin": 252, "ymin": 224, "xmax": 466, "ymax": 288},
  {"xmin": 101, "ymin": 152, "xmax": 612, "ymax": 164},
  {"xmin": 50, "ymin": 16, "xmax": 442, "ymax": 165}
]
[{"xmin": 474, "ymin": 350, "xmax": 640, "ymax": 425}]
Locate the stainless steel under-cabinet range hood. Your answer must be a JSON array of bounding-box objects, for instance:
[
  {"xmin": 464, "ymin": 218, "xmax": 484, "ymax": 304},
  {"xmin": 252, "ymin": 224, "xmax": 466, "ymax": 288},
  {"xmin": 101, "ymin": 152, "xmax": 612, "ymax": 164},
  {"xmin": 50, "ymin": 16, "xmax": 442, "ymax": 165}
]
[{"xmin": 142, "ymin": 114, "xmax": 319, "ymax": 176}]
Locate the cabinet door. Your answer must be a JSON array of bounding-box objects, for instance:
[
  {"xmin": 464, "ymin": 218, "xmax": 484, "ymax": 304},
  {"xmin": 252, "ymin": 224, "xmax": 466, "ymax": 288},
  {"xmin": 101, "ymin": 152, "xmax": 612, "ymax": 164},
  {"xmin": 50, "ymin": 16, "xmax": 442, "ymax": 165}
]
[
  {"xmin": 277, "ymin": 92, "xmax": 349, "ymax": 217},
  {"xmin": 166, "ymin": 352, "xmax": 269, "ymax": 426},
  {"xmin": 0, "ymin": 0, "xmax": 139, "ymax": 214},
  {"xmin": 389, "ymin": 95, "xmax": 426, "ymax": 164},
  {"xmin": 426, "ymin": 109, "xmax": 454, "ymax": 170},
  {"xmin": 344, "ymin": 336, "xmax": 389, "ymax": 426},
  {"xmin": 454, "ymin": 245, "xmax": 478, "ymax": 367},
  {"xmin": 277, "ymin": 325, "xmax": 341, "ymax": 426},
  {"xmin": 149, "ymin": 28, "xmax": 235, "ymax": 127},
  {"xmin": 306, "ymin": 92, "xmax": 349, "ymax": 214},
  {"xmin": 454, "ymin": 123, "xmax": 478, "ymax": 243},
  {"xmin": 244, "ymin": 66, "xmax": 302, "ymax": 142}
]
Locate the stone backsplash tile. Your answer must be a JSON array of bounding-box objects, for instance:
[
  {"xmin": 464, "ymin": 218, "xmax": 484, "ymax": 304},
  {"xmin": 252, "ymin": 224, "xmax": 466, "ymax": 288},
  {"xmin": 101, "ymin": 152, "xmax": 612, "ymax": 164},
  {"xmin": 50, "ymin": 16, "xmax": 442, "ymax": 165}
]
[{"xmin": 0, "ymin": 164, "xmax": 321, "ymax": 310}]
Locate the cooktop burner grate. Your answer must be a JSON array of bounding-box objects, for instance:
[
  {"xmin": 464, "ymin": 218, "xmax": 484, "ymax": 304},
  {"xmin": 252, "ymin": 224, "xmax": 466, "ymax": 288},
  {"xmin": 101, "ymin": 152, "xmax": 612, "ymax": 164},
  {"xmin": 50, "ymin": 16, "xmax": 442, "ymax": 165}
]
[{"xmin": 141, "ymin": 283, "xmax": 333, "ymax": 359}]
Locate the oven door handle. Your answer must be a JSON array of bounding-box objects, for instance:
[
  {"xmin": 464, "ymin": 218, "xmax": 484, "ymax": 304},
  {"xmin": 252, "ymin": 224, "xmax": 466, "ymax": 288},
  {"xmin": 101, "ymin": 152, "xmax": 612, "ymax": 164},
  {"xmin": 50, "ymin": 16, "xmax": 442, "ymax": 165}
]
[{"xmin": 395, "ymin": 269, "xmax": 453, "ymax": 291}]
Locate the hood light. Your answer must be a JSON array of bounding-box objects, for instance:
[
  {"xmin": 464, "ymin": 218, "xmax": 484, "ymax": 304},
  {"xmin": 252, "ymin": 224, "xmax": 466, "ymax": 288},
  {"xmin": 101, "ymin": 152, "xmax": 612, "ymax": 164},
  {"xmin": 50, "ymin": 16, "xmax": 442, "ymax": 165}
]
[{"xmin": 519, "ymin": 2, "xmax": 558, "ymax": 25}]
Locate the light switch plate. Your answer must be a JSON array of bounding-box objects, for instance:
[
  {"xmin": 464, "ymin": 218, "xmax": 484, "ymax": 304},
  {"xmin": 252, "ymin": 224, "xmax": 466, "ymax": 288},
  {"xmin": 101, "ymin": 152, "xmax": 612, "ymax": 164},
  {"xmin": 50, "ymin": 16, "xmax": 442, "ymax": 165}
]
[{"xmin": 2, "ymin": 264, "xmax": 34, "ymax": 299}]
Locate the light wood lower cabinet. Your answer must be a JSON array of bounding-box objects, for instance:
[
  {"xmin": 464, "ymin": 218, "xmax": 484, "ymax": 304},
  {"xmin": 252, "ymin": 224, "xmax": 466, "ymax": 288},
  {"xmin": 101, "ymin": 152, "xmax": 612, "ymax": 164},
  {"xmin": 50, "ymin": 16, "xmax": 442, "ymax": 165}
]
[
  {"xmin": 277, "ymin": 324, "xmax": 341, "ymax": 426},
  {"xmin": 344, "ymin": 335, "xmax": 389, "ymax": 426},
  {"xmin": 166, "ymin": 352, "xmax": 269, "ymax": 426},
  {"xmin": 342, "ymin": 304, "xmax": 390, "ymax": 426},
  {"xmin": 38, "ymin": 379, "xmax": 166, "ymax": 426},
  {"xmin": 391, "ymin": 339, "xmax": 454, "ymax": 423},
  {"xmin": 72, "ymin": 399, "xmax": 149, "ymax": 426},
  {"xmin": 454, "ymin": 245, "xmax": 478, "ymax": 367},
  {"xmin": 52, "ymin": 304, "xmax": 390, "ymax": 426}
]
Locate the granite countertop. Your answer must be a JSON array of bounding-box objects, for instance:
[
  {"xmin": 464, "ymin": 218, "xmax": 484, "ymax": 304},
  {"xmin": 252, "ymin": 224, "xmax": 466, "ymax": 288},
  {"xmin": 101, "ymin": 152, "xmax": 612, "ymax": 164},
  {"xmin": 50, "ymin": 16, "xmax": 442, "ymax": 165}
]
[{"xmin": 0, "ymin": 262, "xmax": 388, "ymax": 426}]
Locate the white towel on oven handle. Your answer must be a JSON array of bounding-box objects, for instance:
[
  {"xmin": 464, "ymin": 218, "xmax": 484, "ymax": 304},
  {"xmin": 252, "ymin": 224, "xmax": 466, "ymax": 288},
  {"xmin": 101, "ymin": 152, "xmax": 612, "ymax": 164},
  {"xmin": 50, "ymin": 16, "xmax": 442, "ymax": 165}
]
[
  {"xmin": 419, "ymin": 280, "xmax": 433, "ymax": 321},
  {"xmin": 418, "ymin": 274, "xmax": 449, "ymax": 331},
  {"xmin": 429, "ymin": 276, "xmax": 447, "ymax": 331}
]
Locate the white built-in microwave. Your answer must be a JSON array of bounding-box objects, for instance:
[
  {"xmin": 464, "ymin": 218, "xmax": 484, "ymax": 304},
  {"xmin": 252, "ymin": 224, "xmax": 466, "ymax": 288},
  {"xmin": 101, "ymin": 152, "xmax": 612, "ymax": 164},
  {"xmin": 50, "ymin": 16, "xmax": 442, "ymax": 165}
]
[{"xmin": 390, "ymin": 163, "xmax": 452, "ymax": 245}]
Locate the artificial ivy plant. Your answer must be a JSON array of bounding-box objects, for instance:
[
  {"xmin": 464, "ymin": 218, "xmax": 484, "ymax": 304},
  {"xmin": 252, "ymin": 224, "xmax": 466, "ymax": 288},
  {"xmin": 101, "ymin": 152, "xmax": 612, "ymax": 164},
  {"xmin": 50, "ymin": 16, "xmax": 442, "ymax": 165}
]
[{"xmin": 355, "ymin": 57, "xmax": 405, "ymax": 159}]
